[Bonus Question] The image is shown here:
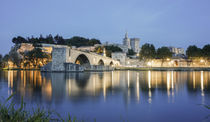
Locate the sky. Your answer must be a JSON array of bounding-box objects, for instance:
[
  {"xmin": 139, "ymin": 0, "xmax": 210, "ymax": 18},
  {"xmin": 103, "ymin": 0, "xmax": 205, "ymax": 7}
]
[{"xmin": 0, "ymin": 0, "xmax": 210, "ymax": 55}]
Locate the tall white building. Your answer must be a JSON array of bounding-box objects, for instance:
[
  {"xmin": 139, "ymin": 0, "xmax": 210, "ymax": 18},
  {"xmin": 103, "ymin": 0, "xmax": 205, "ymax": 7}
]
[
  {"xmin": 123, "ymin": 32, "xmax": 140, "ymax": 53},
  {"xmin": 130, "ymin": 38, "xmax": 140, "ymax": 53},
  {"xmin": 123, "ymin": 32, "xmax": 131, "ymax": 49},
  {"xmin": 168, "ymin": 47, "xmax": 185, "ymax": 55}
]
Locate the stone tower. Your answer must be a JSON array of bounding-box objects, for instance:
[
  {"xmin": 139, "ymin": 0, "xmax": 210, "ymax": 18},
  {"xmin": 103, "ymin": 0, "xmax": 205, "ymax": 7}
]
[{"xmin": 123, "ymin": 32, "xmax": 131, "ymax": 49}]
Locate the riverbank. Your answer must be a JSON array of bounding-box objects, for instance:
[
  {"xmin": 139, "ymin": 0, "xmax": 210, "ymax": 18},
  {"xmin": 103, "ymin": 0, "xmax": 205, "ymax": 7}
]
[
  {"xmin": 1, "ymin": 67, "xmax": 210, "ymax": 71},
  {"xmin": 116, "ymin": 67, "xmax": 210, "ymax": 71}
]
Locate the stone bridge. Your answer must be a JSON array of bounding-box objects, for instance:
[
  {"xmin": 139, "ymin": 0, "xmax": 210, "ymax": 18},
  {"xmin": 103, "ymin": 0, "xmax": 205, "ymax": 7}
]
[{"xmin": 49, "ymin": 46, "xmax": 120, "ymax": 71}]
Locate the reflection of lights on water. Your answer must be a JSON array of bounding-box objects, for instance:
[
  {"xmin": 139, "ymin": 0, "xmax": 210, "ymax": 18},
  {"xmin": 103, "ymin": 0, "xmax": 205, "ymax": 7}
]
[
  {"xmin": 93, "ymin": 76, "xmax": 96, "ymax": 96},
  {"xmin": 68, "ymin": 79, "xmax": 71, "ymax": 96},
  {"xmin": 167, "ymin": 72, "xmax": 170, "ymax": 89},
  {"xmin": 8, "ymin": 71, "xmax": 13, "ymax": 88},
  {"xmin": 148, "ymin": 71, "xmax": 151, "ymax": 89},
  {"xmin": 201, "ymin": 71, "xmax": 205, "ymax": 104},
  {"xmin": 171, "ymin": 71, "xmax": 174, "ymax": 89},
  {"xmin": 103, "ymin": 78, "xmax": 106, "ymax": 101},
  {"xmin": 201, "ymin": 71, "xmax": 204, "ymax": 96},
  {"xmin": 167, "ymin": 72, "xmax": 170, "ymax": 96},
  {"xmin": 136, "ymin": 73, "xmax": 140, "ymax": 103},
  {"xmin": 148, "ymin": 71, "xmax": 152, "ymax": 103},
  {"xmin": 171, "ymin": 71, "xmax": 174, "ymax": 98},
  {"xmin": 193, "ymin": 72, "xmax": 196, "ymax": 89},
  {"xmin": 24, "ymin": 71, "xmax": 26, "ymax": 88},
  {"xmin": 155, "ymin": 72, "xmax": 158, "ymax": 88},
  {"xmin": 111, "ymin": 71, "xmax": 114, "ymax": 86},
  {"xmin": 148, "ymin": 90, "xmax": 152, "ymax": 104},
  {"xmin": 8, "ymin": 71, "xmax": 14, "ymax": 95},
  {"xmin": 127, "ymin": 70, "xmax": 130, "ymax": 88}
]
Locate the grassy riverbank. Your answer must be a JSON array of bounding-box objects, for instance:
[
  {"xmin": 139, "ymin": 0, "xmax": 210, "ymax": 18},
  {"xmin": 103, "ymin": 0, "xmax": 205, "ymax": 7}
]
[{"xmin": 0, "ymin": 94, "xmax": 81, "ymax": 122}]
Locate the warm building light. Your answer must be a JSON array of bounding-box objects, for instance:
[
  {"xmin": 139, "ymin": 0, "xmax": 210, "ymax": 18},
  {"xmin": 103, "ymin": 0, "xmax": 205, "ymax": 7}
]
[
  {"xmin": 167, "ymin": 58, "xmax": 170, "ymax": 61},
  {"xmin": 147, "ymin": 62, "xmax": 152, "ymax": 66},
  {"xmin": 200, "ymin": 59, "xmax": 205, "ymax": 63}
]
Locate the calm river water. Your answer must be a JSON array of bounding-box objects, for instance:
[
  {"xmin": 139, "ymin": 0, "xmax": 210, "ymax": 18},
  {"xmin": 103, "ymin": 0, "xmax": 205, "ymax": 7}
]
[{"xmin": 0, "ymin": 70, "xmax": 210, "ymax": 122}]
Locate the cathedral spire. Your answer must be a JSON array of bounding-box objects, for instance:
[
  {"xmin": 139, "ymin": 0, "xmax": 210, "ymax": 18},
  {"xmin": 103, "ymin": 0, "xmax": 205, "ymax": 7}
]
[{"xmin": 125, "ymin": 31, "xmax": 128, "ymax": 39}]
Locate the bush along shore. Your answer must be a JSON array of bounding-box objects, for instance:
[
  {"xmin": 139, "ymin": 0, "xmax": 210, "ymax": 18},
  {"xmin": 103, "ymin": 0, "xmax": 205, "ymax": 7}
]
[{"xmin": 0, "ymin": 94, "xmax": 85, "ymax": 122}]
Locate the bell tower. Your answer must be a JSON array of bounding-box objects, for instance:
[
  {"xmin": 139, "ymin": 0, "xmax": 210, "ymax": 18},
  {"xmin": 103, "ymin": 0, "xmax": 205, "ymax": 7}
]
[{"xmin": 123, "ymin": 32, "xmax": 131, "ymax": 49}]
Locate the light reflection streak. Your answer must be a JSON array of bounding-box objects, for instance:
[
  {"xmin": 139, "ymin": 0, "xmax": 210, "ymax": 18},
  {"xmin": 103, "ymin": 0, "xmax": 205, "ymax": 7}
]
[
  {"xmin": 93, "ymin": 76, "xmax": 96, "ymax": 96},
  {"xmin": 148, "ymin": 71, "xmax": 151, "ymax": 89},
  {"xmin": 167, "ymin": 71, "xmax": 170, "ymax": 97},
  {"xmin": 127, "ymin": 70, "xmax": 130, "ymax": 88},
  {"xmin": 148, "ymin": 71, "xmax": 152, "ymax": 103},
  {"xmin": 200, "ymin": 71, "xmax": 205, "ymax": 104},
  {"xmin": 201, "ymin": 71, "xmax": 204, "ymax": 96},
  {"xmin": 193, "ymin": 71, "xmax": 195, "ymax": 89},
  {"xmin": 103, "ymin": 77, "xmax": 106, "ymax": 101},
  {"xmin": 136, "ymin": 73, "xmax": 140, "ymax": 103}
]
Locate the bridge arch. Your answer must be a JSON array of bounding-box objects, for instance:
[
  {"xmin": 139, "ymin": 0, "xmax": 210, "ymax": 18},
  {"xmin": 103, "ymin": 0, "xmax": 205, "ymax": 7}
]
[
  {"xmin": 75, "ymin": 54, "xmax": 91, "ymax": 68},
  {"xmin": 98, "ymin": 59, "xmax": 104, "ymax": 66}
]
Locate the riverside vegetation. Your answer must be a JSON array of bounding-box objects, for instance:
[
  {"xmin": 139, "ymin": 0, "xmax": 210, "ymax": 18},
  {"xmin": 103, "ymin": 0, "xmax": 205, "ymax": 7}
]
[{"xmin": 0, "ymin": 94, "xmax": 85, "ymax": 122}]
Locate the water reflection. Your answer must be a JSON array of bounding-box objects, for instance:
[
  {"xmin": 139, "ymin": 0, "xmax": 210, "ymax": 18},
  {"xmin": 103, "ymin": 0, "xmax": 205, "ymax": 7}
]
[{"xmin": 1, "ymin": 70, "xmax": 210, "ymax": 105}]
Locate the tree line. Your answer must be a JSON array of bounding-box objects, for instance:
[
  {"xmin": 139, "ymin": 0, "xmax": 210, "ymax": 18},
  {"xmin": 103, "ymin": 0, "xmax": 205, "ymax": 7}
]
[
  {"xmin": 186, "ymin": 45, "xmax": 210, "ymax": 59},
  {"xmin": 139, "ymin": 43, "xmax": 210, "ymax": 61},
  {"xmin": 94, "ymin": 45, "xmax": 123, "ymax": 57},
  {"xmin": 12, "ymin": 34, "xmax": 101, "ymax": 47}
]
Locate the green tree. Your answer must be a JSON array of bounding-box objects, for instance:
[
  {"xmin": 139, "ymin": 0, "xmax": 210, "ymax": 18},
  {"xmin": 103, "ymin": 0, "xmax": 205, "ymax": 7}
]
[
  {"xmin": 45, "ymin": 34, "xmax": 54, "ymax": 44},
  {"xmin": 186, "ymin": 45, "xmax": 202, "ymax": 58},
  {"xmin": 0, "ymin": 54, "xmax": 2, "ymax": 68},
  {"xmin": 88, "ymin": 38, "xmax": 101, "ymax": 45},
  {"xmin": 9, "ymin": 48, "xmax": 22, "ymax": 67},
  {"xmin": 127, "ymin": 49, "xmax": 136, "ymax": 56},
  {"xmin": 25, "ymin": 48, "xmax": 49, "ymax": 68},
  {"xmin": 202, "ymin": 44, "xmax": 210, "ymax": 60},
  {"xmin": 12, "ymin": 36, "xmax": 27, "ymax": 44},
  {"xmin": 157, "ymin": 47, "xmax": 172, "ymax": 66},
  {"xmin": 66, "ymin": 36, "xmax": 101, "ymax": 47},
  {"xmin": 54, "ymin": 34, "xmax": 65, "ymax": 45},
  {"xmin": 2, "ymin": 54, "xmax": 10, "ymax": 68},
  {"xmin": 104, "ymin": 45, "xmax": 122, "ymax": 52},
  {"xmin": 95, "ymin": 45, "xmax": 122, "ymax": 57},
  {"xmin": 139, "ymin": 43, "xmax": 156, "ymax": 61}
]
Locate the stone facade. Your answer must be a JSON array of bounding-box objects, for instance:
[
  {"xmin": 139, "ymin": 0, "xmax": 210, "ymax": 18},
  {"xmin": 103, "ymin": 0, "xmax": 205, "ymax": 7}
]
[
  {"xmin": 111, "ymin": 52, "xmax": 127, "ymax": 65},
  {"xmin": 51, "ymin": 47, "xmax": 69, "ymax": 71}
]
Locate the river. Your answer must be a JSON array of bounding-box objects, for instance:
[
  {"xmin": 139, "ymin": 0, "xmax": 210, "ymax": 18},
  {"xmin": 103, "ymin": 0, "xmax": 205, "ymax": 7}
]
[{"xmin": 0, "ymin": 70, "xmax": 210, "ymax": 122}]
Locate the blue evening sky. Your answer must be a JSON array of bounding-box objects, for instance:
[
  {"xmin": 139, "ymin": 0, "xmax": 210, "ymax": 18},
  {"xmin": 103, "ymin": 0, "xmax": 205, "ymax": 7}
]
[{"xmin": 0, "ymin": 0, "xmax": 210, "ymax": 55}]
